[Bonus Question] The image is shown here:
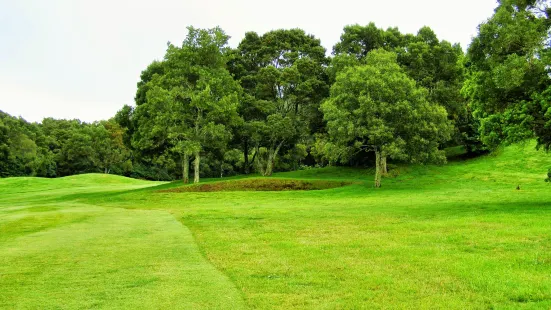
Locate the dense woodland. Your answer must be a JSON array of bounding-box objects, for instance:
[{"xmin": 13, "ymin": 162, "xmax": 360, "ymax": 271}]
[{"xmin": 1, "ymin": 0, "xmax": 550, "ymax": 187}]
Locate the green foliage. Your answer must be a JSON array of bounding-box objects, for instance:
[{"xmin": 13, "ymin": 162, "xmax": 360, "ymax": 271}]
[
  {"xmin": 6, "ymin": 20, "xmax": 549, "ymax": 184},
  {"xmin": 321, "ymin": 49, "xmax": 453, "ymax": 186},
  {"xmin": 0, "ymin": 112, "xmax": 131, "ymax": 179},
  {"xmin": 129, "ymin": 162, "xmax": 173, "ymax": 181},
  {"xmin": 532, "ymin": 86, "xmax": 551, "ymax": 151},
  {"xmin": 92, "ymin": 121, "xmax": 129, "ymax": 174},
  {"xmin": 132, "ymin": 26, "xmax": 241, "ymax": 183},
  {"xmin": 464, "ymin": 0, "xmax": 551, "ymax": 150},
  {"xmin": 0, "ymin": 111, "xmax": 44, "ymax": 177},
  {"xmin": 546, "ymin": 169, "xmax": 551, "ymax": 182},
  {"xmin": 114, "ymin": 104, "xmax": 134, "ymax": 148},
  {"xmin": 333, "ymin": 23, "xmax": 406, "ymax": 59},
  {"xmin": 333, "ymin": 23, "xmax": 473, "ymax": 152},
  {"xmin": 229, "ymin": 29, "xmax": 330, "ymax": 176}
]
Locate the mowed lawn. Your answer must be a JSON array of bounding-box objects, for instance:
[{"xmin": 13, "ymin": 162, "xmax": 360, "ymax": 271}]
[
  {"xmin": 1, "ymin": 143, "xmax": 551, "ymax": 309},
  {"xmin": 0, "ymin": 175, "xmax": 244, "ymax": 309}
]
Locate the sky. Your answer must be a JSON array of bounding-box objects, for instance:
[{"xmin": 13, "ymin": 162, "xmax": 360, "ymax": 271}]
[{"xmin": 0, "ymin": 0, "xmax": 499, "ymax": 123}]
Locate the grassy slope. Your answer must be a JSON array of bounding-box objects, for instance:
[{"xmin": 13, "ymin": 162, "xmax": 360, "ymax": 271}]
[
  {"xmin": 1, "ymin": 143, "xmax": 551, "ymax": 309},
  {"xmin": 0, "ymin": 174, "xmax": 244, "ymax": 309}
]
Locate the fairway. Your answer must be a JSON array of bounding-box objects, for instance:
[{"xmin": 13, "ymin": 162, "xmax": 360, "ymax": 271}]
[
  {"xmin": 1, "ymin": 144, "xmax": 551, "ymax": 309},
  {"xmin": 0, "ymin": 175, "xmax": 244, "ymax": 309}
]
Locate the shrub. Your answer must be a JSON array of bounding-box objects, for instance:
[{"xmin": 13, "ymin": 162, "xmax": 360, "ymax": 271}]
[{"xmin": 160, "ymin": 179, "xmax": 353, "ymax": 193}]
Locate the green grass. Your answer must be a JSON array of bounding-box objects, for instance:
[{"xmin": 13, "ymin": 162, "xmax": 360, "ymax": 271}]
[
  {"xmin": 1, "ymin": 143, "xmax": 551, "ymax": 309},
  {"xmin": 0, "ymin": 175, "xmax": 243, "ymax": 309}
]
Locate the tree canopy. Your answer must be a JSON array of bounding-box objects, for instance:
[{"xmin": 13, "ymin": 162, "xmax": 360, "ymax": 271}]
[
  {"xmin": 463, "ymin": 0, "xmax": 551, "ymax": 150},
  {"xmin": 321, "ymin": 50, "xmax": 453, "ymax": 187},
  {"xmin": 132, "ymin": 27, "xmax": 241, "ymax": 183},
  {"xmin": 2, "ymin": 18, "xmax": 549, "ymax": 185},
  {"xmin": 229, "ymin": 29, "xmax": 329, "ymax": 176}
]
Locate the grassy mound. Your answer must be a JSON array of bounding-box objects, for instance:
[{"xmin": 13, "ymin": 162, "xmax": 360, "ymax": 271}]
[
  {"xmin": 0, "ymin": 174, "xmax": 165, "ymax": 204},
  {"xmin": 161, "ymin": 178, "xmax": 352, "ymax": 193},
  {"xmin": 0, "ymin": 173, "xmax": 161, "ymax": 191}
]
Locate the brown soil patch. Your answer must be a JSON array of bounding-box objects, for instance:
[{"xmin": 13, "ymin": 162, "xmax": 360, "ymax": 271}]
[{"xmin": 160, "ymin": 178, "xmax": 352, "ymax": 193}]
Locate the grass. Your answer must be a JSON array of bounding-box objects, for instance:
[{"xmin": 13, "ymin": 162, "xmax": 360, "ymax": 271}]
[
  {"xmin": 0, "ymin": 176, "xmax": 243, "ymax": 309},
  {"xmin": 1, "ymin": 143, "xmax": 551, "ymax": 309}
]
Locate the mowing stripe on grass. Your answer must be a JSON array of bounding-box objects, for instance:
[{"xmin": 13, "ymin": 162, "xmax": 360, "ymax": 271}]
[{"xmin": 0, "ymin": 204, "xmax": 245, "ymax": 309}]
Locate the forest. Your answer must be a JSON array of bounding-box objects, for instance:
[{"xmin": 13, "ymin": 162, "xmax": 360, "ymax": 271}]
[{"xmin": 1, "ymin": 0, "xmax": 550, "ymax": 187}]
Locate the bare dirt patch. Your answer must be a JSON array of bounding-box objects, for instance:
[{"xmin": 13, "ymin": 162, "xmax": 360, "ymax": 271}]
[{"xmin": 160, "ymin": 178, "xmax": 352, "ymax": 193}]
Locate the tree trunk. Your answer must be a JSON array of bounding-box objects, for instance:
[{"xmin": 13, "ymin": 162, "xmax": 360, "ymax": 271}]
[
  {"xmin": 381, "ymin": 156, "xmax": 388, "ymax": 175},
  {"xmin": 193, "ymin": 108, "xmax": 202, "ymax": 184},
  {"xmin": 263, "ymin": 141, "xmax": 284, "ymax": 177},
  {"xmin": 255, "ymin": 147, "xmax": 265, "ymax": 176},
  {"xmin": 193, "ymin": 152, "xmax": 200, "ymax": 183},
  {"xmin": 183, "ymin": 154, "xmax": 189, "ymax": 184},
  {"xmin": 264, "ymin": 151, "xmax": 275, "ymax": 176},
  {"xmin": 256, "ymin": 160, "xmax": 265, "ymax": 176},
  {"xmin": 249, "ymin": 145, "xmax": 258, "ymax": 174},
  {"xmin": 374, "ymin": 150, "xmax": 382, "ymax": 188}
]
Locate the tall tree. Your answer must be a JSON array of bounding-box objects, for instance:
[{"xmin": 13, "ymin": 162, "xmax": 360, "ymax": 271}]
[
  {"xmin": 230, "ymin": 29, "xmax": 329, "ymax": 176},
  {"xmin": 133, "ymin": 26, "xmax": 241, "ymax": 183},
  {"xmin": 114, "ymin": 104, "xmax": 135, "ymax": 149},
  {"xmin": 463, "ymin": 0, "xmax": 551, "ymax": 150},
  {"xmin": 0, "ymin": 112, "xmax": 42, "ymax": 177},
  {"xmin": 334, "ymin": 24, "xmax": 471, "ymax": 151},
  {"xmin": 321, "ymin": 50, "xmax": 453, "ymax": 187},
  {"xmin": 333, "ymin": 23, "xmax": 407, "ymax": 59},
  {"xmin": 90, "ymin": 121, "xmax": 129, "ymax": 174}
]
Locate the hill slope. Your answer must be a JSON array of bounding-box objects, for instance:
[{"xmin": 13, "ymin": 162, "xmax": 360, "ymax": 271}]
[{"xmin": 1, "ymin": 142, "xmax": 550, "ymax": 309}]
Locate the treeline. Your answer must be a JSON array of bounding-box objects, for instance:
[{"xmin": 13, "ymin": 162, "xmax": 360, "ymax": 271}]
[
  {"xmin": 1, "ymin": 0, "xmax": 549, "ymax": 186},
  {"xmin": 0, "ymin": 114, "xmax": 131, "ymax": 178}
]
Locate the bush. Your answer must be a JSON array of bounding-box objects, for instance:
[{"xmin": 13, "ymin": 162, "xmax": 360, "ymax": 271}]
[
  {"xmin": 546, "ymin": 169, "xmax": 551, "ymax": 183},
  {"xmin": 130, "ymin": 162, "xmax": 173, "ymax": 181}
]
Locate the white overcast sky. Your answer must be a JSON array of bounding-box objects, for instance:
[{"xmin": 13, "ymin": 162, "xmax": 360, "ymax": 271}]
[{"xmin": 0, "ymin": 0, "xmax": 498, "ymax": 123}]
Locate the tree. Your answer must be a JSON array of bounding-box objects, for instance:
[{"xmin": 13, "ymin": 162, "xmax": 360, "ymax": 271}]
[
  {"xmin": 321, "ymin": 49, "xmax": 453, "ymax": 187},
  {"xmin": 0, "ymin": 112, "xmax": 42, "ymax": 177},
  {"xmin": 227, "ymin": 34, "xmax": 271, "ymax": 174},
  {"xmin": 132, "ymin": 26, "xmax": 241, "ymax": 183},
  {"xmin": 333, "ymin": 23, "xmax": 406, "ymax": 60},
  {"xmin": 463, "ymin": 0, "xmax": 551, "ymax": 151},
  {"xmin": 59, "ymin": 126, "xmax": 96, "ymax": 175},
  {"xmin": 230, "ymin": 29, "xmax": 329, "ymax": 176},
  {"xmin": 334, "ymin": 24, "xmax": 472, "ymax": 151},
  {"xmin": 0, "ymin": 118, "xmax": 10, "ymax": 177},
  {"xmin": 114, "ymin": 104, "xmax": 135, "ymax": 149},
  {"xmin": 90, "ymin": 121, "xmax": 129, "ymax": 174},
  {"xmin": 39, "ymin": 118, "xmax": 90, "ymax": 176}
]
